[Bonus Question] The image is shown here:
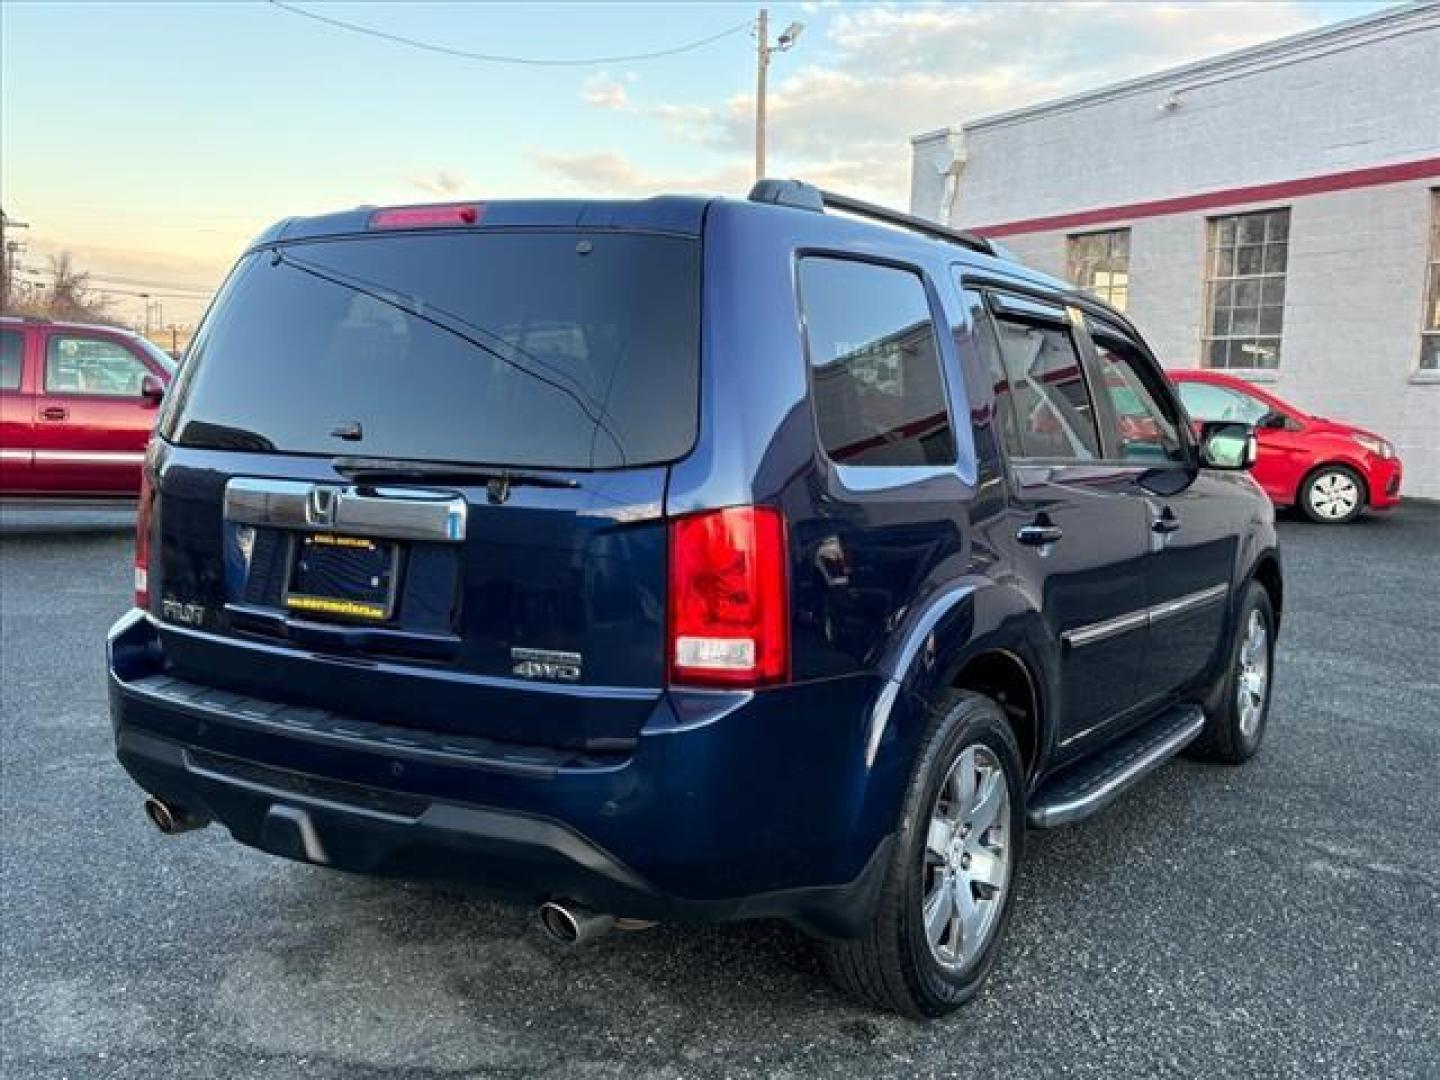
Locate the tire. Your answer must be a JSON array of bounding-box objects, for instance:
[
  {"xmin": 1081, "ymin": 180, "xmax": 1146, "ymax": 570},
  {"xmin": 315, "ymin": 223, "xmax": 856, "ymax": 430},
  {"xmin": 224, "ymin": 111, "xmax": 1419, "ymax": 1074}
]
[
  {"xmin": 825, "ymin": 691, "xmax": 1025, "ymax": 1018},
  {"xmin": 1299, "ymin": 464, "xmax": 1366, "ymax": 524},
  {"xmin": 1187, "ymin": 580, "xmax": 1276, "ymax": 765}
]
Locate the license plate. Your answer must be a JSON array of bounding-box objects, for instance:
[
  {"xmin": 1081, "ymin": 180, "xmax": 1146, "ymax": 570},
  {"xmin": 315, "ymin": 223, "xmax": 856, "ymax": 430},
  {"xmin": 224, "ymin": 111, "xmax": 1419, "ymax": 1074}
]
[{"xmin": 285, "ymin": 533, "xmax": 399, "ymax": 622}]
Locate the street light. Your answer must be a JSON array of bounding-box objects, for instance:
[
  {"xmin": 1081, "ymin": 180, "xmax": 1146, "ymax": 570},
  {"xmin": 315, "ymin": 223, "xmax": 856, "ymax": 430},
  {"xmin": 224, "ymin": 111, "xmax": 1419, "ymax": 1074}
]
[{"xmin": 754, "ymin": 9, "xmax": 804, "ymax": 181}]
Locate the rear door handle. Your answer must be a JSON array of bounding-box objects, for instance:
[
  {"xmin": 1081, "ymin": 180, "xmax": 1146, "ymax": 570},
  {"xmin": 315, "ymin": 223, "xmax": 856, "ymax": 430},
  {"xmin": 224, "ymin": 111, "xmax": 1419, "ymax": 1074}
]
[
  {"xmin": 40, "ymin": 406, "xmax": 68, "ymax": 421},
  {"xmin": 1017, "ymin": 517, "xmax": 1064, "ymax": 546},
  {"xmin": 1152, "ymin": 508, "xmax": 1182, "ymax": 534}
]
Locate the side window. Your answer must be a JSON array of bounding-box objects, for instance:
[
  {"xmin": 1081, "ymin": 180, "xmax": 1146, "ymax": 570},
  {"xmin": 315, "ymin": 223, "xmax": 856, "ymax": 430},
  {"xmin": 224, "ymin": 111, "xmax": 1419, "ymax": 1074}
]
[
  {"xmin": 1087, "ymin": 326, "xmax": 1186, "ymax": 464},
  {"xmin": 1177, "ymin": 381, "xmax": 1271, "ymax": 425},
  {"xmin": 990, "ymin": 312, "xmax": 1100, "ymax": 461},
  {"xmin": 45, "ymin": 335, "xmax": 151, "ymax": 397},
  {"xmin": 798, "ymin": 257, "xmax": 955, "ymax": 468},
  {"xmin": 1, "ymin": 330, "xmax": 22, "ymax": 391},
  {"xmin": 959, "ymin": 288, "xmax": 1023, "ymax": 462}
]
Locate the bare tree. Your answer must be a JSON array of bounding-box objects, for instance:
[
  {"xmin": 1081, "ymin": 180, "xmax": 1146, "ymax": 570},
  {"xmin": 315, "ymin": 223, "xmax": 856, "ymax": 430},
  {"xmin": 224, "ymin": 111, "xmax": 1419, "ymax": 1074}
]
[
  {"xmin": 0, "ymin": 249, "xmax": 121, "ymax": 323},
  {"xmin": 45, "ymin": 251, "xmax": 113, "ymax": 322}
]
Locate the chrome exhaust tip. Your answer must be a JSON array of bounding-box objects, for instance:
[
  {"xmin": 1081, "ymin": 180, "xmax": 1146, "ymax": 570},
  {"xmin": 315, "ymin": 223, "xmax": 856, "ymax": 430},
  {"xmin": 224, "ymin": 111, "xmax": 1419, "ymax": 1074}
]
[
  {"xmin": 537, "ymin": 900, "xmax": 615, "ymax": 946},
  {"xmin": 143, "ymin": 796, "xmax": 207, "ymax": 835}
]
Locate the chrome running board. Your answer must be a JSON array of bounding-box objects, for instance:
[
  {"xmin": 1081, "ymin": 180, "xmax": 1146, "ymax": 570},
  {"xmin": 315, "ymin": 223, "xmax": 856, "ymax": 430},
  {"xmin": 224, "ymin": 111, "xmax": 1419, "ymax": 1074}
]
[{"xmin": 1028, "ymin": 705, "xmax": 1205, "ymax": 828}]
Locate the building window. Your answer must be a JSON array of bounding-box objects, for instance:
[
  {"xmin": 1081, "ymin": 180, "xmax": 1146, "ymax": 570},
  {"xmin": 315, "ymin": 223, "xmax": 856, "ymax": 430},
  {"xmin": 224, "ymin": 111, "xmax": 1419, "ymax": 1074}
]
[
  {"xmin": 1422, "ymin": 191, "xmax": 1440, "ymax": 371},
  {"xmin": 1203, "ymin": 208, "xmax": 1289, "ymax": 370},
  {"xmin": 1067, "ymin": 229, "xmax": 1130, "ymax": 310}
]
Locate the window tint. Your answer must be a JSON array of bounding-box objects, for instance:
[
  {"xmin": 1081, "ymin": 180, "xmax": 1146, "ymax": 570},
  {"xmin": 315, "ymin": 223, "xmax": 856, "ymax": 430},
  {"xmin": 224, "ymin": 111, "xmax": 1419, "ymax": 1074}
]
[
  {"xmin": 1177, "ymin": 381, "xmax": 1272, "ymax": 425},
  {"xmin": 990, "ymin": 314, "xmax": 1100, "ymax": 461},
  {"xmin": 46, "ymin": 335, "xmax": 150, "ymax": 397},
  {"xmin": 169, "ymin": 232, "xmax": 701, "ymax": 468},
  {"xmin": 1088, "ymin": 326, "xmax": 1185, "ymax": 464},
  {"xmin": 959, "ymin": 287, "xmax": 1022, "ymax": 461},
  {"xmin": 799, "ymin": 257, "xmax": 955, "ymax": 468},
  {"xmin": 1, "ymin": 330, "xmax": 21, "ymax": 391}
]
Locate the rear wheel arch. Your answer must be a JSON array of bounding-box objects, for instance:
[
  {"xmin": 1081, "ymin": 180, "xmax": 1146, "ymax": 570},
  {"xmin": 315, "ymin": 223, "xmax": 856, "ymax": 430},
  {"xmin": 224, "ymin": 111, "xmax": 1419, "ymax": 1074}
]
[
  {"xmin": 948, "ymin": 649, "xmax": 1042, "ymax": 780},
  {"xmin": 863, "ymin": 583, "xmax": 1045, "ymax": 830}
]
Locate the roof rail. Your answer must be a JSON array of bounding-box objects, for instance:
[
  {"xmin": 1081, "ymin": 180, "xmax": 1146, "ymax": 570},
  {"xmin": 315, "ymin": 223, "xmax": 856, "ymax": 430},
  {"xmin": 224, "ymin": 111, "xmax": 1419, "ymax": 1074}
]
[
  {"xmin": 746, "ymin": 178, "xmax": 996, "ymax": 257},
  {"xmin": 818, "ymin": 189, "xmax": 996, "ymax": 256}
]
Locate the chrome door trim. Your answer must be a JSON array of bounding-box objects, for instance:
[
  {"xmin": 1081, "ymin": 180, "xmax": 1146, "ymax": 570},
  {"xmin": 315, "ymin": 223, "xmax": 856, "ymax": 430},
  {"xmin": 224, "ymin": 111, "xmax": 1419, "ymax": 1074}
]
[
  {"xmin": 1062, "ymin": 609, "xmax": 1149, "ymax": 649},
  {"xmin": 0, "ymin": 449, "xmax": 32, "ymax": 463},
  {"xmin": 224, "ymin": 478, "xmax": 468, "ymax": 543},
  {"xmin": 1147, "ymin": 583, "xmax": 1229, "ymax": 625},
  {"xmin": 1062, "ymin": 582, "xmax": 1229, "ymax": 650}
]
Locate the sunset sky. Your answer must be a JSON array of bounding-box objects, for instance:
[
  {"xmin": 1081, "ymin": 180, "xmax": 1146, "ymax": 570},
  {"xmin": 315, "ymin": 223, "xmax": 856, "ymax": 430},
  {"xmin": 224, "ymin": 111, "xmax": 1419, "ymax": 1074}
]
[{"xmin": 2, "ymin": 0, "xmax": 1393, "ymax": 326}]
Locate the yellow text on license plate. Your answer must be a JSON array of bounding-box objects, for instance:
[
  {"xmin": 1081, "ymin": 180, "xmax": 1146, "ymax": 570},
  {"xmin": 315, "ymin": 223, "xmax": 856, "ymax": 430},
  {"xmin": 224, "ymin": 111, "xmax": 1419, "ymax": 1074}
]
[
  {"xmin": 306, "ymin": 533, "xmax": 377, "ymax": 550},
  {"xmin": 285, "ymin": 595, "xmax": 387, "ymax": 620}
]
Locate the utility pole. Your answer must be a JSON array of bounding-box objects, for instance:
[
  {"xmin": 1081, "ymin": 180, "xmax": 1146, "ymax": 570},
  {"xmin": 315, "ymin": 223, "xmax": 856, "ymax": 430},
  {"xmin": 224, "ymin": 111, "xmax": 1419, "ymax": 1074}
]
[
  {"xmin": 753, "ymin": 10, "xmax": 804, "ymax": 182},
  {"xmin": 755, "ymin": 8, "xmax": 769, "ymax": 181},
  {"xmin": 0, "ymin": 208, "xmax": 30, "ymax": 308}
]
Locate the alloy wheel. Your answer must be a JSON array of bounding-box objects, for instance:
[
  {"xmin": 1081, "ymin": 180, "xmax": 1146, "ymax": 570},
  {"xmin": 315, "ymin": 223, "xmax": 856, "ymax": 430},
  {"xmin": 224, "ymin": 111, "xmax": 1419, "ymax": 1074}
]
[
  {"xmin": 1236, "ymin": 609, "xmax": 1270, "ymax": 739},
  {"xmin": 922, "ymin": 745, "xmax": 1012, "ymax": 970}
]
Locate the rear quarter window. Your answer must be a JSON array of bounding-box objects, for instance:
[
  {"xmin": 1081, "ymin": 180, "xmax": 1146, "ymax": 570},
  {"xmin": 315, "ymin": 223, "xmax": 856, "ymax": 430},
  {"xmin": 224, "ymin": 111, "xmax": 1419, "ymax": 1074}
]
[{"xmin": 797, "ymin": 257, "xmax": 955, "ymax": 468}]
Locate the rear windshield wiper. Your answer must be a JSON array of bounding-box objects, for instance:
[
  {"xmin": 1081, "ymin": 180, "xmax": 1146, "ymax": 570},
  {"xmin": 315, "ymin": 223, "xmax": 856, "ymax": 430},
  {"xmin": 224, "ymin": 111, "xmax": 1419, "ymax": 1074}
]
[{"xmin": 332, "ymin": 456, "xmax": 579, "ymax": 500}]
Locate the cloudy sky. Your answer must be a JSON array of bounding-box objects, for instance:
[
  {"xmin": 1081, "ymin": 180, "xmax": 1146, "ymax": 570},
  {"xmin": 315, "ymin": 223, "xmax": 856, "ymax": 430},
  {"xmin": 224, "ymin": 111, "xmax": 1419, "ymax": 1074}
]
[{"xmin": 1, "ymin": 0, "xmax": 1392, "ymax": 324}]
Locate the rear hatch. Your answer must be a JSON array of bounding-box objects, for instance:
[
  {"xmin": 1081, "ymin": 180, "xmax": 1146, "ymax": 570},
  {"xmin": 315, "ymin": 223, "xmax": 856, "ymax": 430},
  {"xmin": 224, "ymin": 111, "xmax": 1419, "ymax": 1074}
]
[{"xmin": 148, "ymin": 212, "xmax": 702, "ymax": 750}]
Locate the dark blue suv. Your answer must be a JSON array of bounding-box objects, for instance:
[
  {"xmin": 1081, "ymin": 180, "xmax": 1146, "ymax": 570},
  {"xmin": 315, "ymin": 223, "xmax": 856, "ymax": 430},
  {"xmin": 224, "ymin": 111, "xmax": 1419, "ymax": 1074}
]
[{"xmin": 108, "ymin": 182, "xmax": 1282, "ymax": 1016}]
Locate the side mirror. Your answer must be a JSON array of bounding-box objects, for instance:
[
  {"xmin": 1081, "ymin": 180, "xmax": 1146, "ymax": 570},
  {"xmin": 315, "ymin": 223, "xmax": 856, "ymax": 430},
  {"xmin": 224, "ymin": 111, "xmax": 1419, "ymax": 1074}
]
[
  {"xmin": 140, "ymin": 373, "xmax": 166, "ymax": 407},
  {"xmin": 1258, "ymin": 411, "xmax": 1288, "ymax": 430},
  {"xmin": 1198, "ymin": 421, "xmax": 1257, "ymax": 470}
]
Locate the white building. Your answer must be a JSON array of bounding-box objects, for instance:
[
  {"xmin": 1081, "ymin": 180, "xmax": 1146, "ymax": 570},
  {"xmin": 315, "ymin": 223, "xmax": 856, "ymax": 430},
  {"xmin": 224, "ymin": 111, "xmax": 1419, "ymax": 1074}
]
[{"xmin": 911, "ymin": 3, "xmax": 1440, "ymax": 499}]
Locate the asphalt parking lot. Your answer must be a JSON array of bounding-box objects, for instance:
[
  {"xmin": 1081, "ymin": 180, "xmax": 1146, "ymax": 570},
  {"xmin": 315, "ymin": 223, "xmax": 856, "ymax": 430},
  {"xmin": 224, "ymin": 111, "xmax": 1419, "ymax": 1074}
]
[{"xmin": 2, "ymin": 504, "xmax": 1437, "ymax": 1080}]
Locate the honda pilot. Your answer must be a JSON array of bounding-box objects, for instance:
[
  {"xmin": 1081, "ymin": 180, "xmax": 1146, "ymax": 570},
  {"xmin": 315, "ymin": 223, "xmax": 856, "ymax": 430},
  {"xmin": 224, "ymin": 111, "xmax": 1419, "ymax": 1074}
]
[{"xmin": 109, "ymin": 182, "xmax": 1283, "ymax": 1017}]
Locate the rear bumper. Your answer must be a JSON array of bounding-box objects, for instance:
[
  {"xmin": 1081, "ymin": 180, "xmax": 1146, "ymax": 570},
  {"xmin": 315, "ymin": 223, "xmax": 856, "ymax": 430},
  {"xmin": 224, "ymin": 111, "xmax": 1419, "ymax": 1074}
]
[{"xmin": 108, "ymin": 610, "xmax": 898, "ymax": 936}]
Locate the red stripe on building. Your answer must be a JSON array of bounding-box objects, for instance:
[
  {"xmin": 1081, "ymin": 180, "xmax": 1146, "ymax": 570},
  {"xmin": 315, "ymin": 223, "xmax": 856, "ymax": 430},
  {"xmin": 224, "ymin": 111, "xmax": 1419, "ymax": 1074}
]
[{"xmin": 973, "ymin": 157, "xmax": 1440, "ymax": 238}]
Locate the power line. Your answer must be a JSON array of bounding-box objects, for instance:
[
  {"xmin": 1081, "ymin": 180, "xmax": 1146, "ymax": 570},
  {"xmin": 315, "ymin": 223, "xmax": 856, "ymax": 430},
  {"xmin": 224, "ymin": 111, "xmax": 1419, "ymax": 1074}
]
[
  {"xmin": 14, "ymin": 264, "xmax": 215, "ymax": 293},
  {"xmin": 14, "ymin": 272, "xmax": 210, "ymax": 302},
  {"xmin": 267, "ymin": 1, "xmax": 751, "ymax": 67},
  {"xmin": 88, "ymin": 287, "xmax": 211, "ymax": 302},
  {"xmin": 84, "ymin": 273, "xmax": 215, "ymax": 294}
]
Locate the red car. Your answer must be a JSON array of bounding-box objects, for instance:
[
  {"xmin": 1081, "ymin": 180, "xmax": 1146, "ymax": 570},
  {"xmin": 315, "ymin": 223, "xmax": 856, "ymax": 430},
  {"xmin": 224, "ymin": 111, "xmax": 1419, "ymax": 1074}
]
[
  {"xmin": 1, "ymin": 316, "xmax": 175, "ymax": 499},
  {"xmin": 1169, "ymin": 369, "xmax": 1402, "ymax": 524}
]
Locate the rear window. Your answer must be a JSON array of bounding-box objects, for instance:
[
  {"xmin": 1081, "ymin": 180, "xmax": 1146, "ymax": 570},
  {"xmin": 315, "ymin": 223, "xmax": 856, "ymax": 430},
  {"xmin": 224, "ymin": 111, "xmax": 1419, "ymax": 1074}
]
[{"xmin": 165, "ymin": 230, "xmax": 700, "ymax": 469}]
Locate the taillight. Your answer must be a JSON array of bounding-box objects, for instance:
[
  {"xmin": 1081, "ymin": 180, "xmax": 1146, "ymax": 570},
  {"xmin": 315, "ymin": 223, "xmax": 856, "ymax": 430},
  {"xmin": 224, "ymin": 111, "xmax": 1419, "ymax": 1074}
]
[
  {"xmin": 134, "ymin": 468, "xmax": 154, "ymax": 609},
  {"xmin": 668, "ymin": 506, "xmax": 789, "ymax": 688},
  {"xmin": 368, "ymin": 203, "xmax": 483, "ymax": 229}
]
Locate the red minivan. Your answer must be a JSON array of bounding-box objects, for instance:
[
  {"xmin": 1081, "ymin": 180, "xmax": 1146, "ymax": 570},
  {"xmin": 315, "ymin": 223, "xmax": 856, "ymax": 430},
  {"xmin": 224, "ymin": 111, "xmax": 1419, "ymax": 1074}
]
[
  {"xmin": 1, "ymin": 316, "xmax": 176, "ymax": 499},
  {"xmin": 1169, "ymin": 368, "xmax": 1402, "ymax": 524}
]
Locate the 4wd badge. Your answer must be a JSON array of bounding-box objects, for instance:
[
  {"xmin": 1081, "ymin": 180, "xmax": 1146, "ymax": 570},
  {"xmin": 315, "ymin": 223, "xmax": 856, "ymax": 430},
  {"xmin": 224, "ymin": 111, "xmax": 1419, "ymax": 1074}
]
[{"xmin": 511, "ymin": 647, "xmax": 582, "ymax": 683}]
